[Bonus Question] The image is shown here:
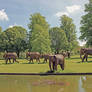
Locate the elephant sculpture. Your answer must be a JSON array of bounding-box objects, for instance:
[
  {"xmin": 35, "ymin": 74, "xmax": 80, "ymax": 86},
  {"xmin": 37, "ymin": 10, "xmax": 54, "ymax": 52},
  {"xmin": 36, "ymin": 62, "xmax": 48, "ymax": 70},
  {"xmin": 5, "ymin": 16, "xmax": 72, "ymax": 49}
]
[
  {"xmin": 49, "ymin": 54, "xmax": 65, "ymax": 71},
  {"xmin": 26, "ymin": 52, "xmax": 40, "ymax": 63},
  {"xmin": 3, "ymin": 52, "xmax": 19, "ymax": 64},
  {"xmin": 80, "ymin": 48, "xmax": 92, "ymax": 62},
  {"xmin": 41, "ymin": 54, "xmax": 50, "ymax": 63}
]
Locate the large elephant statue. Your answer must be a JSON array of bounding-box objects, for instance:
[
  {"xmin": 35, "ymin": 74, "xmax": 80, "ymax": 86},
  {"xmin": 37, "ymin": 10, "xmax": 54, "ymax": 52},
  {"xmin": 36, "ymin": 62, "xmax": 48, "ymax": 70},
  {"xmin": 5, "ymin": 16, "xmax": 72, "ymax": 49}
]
[
  {"xmin": 26, "ymin": 52, "xmax": 41, "ymax": 63},
  {"xmin": 80, "ymin": 48, "xmax": 92, "ymax": 62},
  {"xmin": 49, "ymin": 54, "xmax": 65, "ymax": 71},
  {"xmin": 3, "ymin": 52, "xmax": 19, "ymax": 64}
]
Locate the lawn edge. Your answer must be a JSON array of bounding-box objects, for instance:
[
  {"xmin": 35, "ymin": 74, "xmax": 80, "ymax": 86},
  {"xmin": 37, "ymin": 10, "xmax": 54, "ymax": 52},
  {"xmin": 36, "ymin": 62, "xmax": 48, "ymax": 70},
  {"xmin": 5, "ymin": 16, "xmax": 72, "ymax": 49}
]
[{"xmin": 0, "ymin": 73, "xmax": 92, "ymax": 75}]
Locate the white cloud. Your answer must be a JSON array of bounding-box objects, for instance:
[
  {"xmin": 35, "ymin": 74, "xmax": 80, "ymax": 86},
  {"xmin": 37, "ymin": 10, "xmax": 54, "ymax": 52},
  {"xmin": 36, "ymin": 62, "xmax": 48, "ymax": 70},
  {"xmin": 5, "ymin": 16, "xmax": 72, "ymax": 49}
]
[
  {"xmin": 0, "ymin": 9, "xmax": 9, "ymax": 21},
  {"xmin": 9, "ymin": 25, "xmax": 14, "ymax": 28},
  {"xmin": 9, "ymin": 23, "xmax": 23, "ymax": 28},
  {"xmin": 78, "ymin": 40, "xmax": 86, "ymax": 46},
  {"xmin": 66, "ymin": 5, "xmax": 81, "ymax": 13},
  {"xmin": 55, "ymin": 12, "xmax": 69, "ymax": 17},
  {"xmin": 9, "ymin": 23, "xmax": 16, "ymax": 28},
  {"xmin": 55, "ymin": 5, "xmax": 81, "ymax": 18}
]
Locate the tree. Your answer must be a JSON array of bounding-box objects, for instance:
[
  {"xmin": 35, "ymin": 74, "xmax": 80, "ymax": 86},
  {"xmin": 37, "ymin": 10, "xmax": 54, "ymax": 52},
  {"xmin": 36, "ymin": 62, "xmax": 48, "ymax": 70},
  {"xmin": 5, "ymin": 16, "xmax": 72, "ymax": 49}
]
[
  {"xmin": 28, "ymin": 13, "xmax": 51, "ymax": 54},
  {"xmin": 0, "ymin": 26, "xmax": 2, "ymax": 33},
  {"xmin": 80, "ymin": 0, "xmax": 92, "ymax": 47},
  {"xmin": 60, "ymin": 15, "xmax": 78, "ymax": 51},
  {"xmin": 49, "ymin": 27, "xmax": 68, "ymax": 54},
  {"xmin": 0, "ymin": 26, "xmax": 5, "ymax": 51},
  {"xmin": 2, "ymin": 26, "xmax": 27, "ymax": 57},
  {"xmin": 28, "ymin": 13, "xmax": 49, "ymax": 32}
]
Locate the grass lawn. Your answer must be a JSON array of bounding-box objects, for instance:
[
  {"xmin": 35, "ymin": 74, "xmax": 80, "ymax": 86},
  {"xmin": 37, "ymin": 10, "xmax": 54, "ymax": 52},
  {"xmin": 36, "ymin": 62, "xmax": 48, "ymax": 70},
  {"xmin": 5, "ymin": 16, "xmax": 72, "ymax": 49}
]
[{"xmin": 0, "ymin": 55, "xmax": 92, "ymax": 73}]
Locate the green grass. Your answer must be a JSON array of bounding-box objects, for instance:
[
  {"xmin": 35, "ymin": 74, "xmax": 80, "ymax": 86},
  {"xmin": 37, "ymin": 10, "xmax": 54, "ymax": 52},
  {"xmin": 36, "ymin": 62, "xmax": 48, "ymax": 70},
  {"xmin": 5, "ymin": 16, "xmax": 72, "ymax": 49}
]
[{"xmin": 0, "ymin": 55, "xmax": 92, "ymax": 73}]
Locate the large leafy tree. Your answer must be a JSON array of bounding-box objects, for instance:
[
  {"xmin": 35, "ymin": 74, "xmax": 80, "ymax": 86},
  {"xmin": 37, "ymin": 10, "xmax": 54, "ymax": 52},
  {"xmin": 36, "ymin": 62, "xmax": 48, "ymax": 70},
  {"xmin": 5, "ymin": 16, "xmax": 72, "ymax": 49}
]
[
  {"xmin": 28, "ymin": 13, "xmax": 51, "ymax": 54},
  {"xmin": 80, "ymin": 0, "xmax": 92, "ymax": 47},
  {"xmin": 0, "ymin": 26, "xmax": 2, "ymax": 33},
  {"xmin": 49, "ymin": 27, "xmax": 68, "ymax": 54},
  {"xmin": 60, "ymin": 15, "xmax": 78, "ymax": 51},
  {"xmin": 2, "ymin": 26, "xmax": 27, "ymax": 57},
  {"xmin": 0, "ymin": 26, "xmax": 4, "ymax": 51}
]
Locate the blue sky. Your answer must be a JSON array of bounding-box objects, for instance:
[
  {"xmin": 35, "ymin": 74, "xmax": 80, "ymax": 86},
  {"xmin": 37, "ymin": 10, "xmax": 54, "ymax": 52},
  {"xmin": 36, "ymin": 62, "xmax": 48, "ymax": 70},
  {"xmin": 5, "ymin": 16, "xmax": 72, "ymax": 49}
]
[{"xmin": 0, "ymin": 0, "xmax": 89, "ymax": 46}]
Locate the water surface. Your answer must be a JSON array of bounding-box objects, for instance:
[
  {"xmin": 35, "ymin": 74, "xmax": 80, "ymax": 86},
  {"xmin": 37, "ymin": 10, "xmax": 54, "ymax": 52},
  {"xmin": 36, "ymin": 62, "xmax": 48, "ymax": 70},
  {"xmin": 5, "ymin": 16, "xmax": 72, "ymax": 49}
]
[{"xmin": 0, "ymin": 75, "xmax": 92, "ymax": 92}]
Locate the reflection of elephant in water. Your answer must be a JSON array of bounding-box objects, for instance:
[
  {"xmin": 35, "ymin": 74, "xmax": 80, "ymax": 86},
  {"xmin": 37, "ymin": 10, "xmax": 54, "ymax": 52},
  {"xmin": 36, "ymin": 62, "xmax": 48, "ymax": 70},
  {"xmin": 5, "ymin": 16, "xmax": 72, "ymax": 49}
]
[
  {"xmin": 3, "ymin": 53, "xmax": 19, "ymax": 64},
  {"xmin": 49, "ymin": 54, "xmax": 65, "ymax": 71}
]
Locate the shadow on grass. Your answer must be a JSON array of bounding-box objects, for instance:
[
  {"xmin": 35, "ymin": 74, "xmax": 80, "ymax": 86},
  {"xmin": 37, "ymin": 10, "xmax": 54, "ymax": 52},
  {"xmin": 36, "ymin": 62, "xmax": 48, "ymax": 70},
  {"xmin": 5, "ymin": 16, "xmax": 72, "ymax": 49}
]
[
  {"xmin": 38, "ymin": 62, "xmax": 47, "ymax": 64},
  {"xmin": 0, "ymin": 63, "xmax": 14, "ymax": 65},
  {"xmin": 39, "ymin": 71, "xmax": 55, "ymax": 75},
  {"xmin": 76, "ymin": 60, "xmax": 92, "ymax": 63},
  {"xmin": 39, "ymin": 70, "xmax": 65, "ymax": 75},
  {"xmin": 21, "ymin": 62, "xmax": 46, "ymax": 64},
  {"xmin": 22, "ymin": 62, "xmax": 35, "ymax": 64},
  {"xmin": 70, "ymin": 57, "xmax": 80, "ymax": 59},
  {"xmin": 77, "ymin": 61, "xmax": 82, "ymax": 63},
  {"xmin": 87, "ymin": 61, "xmax": 92, "ymax": 63},
  {"xmin": 46, "ymin": 70, "xmax": 55, "ymax": 73},
  {"xmin": 87, "ymin": 57, "xmax": 92, "ymax": 59}
]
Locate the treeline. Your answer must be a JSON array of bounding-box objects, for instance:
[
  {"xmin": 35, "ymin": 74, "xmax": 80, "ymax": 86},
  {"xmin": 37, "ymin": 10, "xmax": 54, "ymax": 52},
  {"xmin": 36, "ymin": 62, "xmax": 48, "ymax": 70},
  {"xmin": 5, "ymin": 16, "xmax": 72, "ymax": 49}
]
[
  {"xmin": 80, "ymin": 0, "xmax": 92, "ymax": 47},
  {"xmin": 0, "ymin": 13, "xmax": 78, "ymax": 57},
  {"xmin": 0, "ymin": 0, "xmax": 92, "ymax": 58}
]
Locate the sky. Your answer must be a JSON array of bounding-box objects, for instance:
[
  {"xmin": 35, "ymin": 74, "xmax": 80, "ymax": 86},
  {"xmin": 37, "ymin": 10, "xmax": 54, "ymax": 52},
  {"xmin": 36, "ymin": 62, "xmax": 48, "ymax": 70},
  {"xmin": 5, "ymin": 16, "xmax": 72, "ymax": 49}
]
[{"xmin": 0, "ymin": 0, "xmax": 89, "ymax": 46}]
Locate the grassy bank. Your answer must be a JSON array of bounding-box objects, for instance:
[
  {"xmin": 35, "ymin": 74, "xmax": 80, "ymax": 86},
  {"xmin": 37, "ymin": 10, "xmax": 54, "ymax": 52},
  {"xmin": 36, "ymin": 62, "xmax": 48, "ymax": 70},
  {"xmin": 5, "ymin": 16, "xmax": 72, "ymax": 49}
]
[{"xmin": 0, "ymin": 55, "xmax": 92, "ymax": 73}]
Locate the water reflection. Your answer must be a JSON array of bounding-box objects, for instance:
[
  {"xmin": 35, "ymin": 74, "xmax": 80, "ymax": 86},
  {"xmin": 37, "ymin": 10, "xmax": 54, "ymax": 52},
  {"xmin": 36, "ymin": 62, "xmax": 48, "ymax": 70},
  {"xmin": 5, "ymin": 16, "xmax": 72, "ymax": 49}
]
[
  {"xmin": 81, "ymin": 76, "xmax": 92, "ymax": 92},
  {"xmin": 79, "ymin": 77, "xmax": 85, "ymax": 92},
  {"xmin": 0, "ymin": 75, "xmax": 92, "ymax": 92}
]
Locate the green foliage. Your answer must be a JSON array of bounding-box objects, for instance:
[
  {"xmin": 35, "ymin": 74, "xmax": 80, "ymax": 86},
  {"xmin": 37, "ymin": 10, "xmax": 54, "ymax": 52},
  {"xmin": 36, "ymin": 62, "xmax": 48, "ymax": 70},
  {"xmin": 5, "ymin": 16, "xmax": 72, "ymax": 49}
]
[
  {"xmin": 60, "ymin": 15, "xmax": 78, "ymax": 51},
  {"xmin": 28, "ymin": 13, "xmax": 51, "ymax": 54},
  {"xmin": 49, "ymin": 27, "xmax": 68, "ymax": 54},
  {"xmin": 0, "ymin": 26, "xmax": 2, "ymax": 33},
  {"xmin": 1, "ymin": 26, "xmax": 27, "ymax": 57},
  {"xmin": 28, "ymin": 13, "xmax": 49, "ymax": 31},
  {"xmin": 0, "ymin": 27, "xmax": 6, "ymax": 51},
  {"xmin": 80, "ymin": 0, "xmax": 92, "ymax": 47}
]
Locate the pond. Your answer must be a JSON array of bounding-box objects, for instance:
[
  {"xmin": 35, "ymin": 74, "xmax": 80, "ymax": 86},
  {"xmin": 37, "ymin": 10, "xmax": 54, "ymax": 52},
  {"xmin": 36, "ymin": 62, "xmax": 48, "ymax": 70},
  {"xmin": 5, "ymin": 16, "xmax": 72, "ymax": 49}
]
[{"xmin": 0, "ymin": 75, "xmax": 92, "ymax": 92}]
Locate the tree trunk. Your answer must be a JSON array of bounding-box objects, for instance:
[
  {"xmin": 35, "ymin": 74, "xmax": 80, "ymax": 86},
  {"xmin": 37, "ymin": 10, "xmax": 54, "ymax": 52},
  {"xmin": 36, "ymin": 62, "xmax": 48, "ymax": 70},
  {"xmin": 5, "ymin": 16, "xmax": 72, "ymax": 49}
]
[
  {"xmin": 16, "ymin": 50, "xmax": 20, "ymax": 58},
  {"xmin": 56, "ymin": 48, "xmax": 59, "ymax": 54}
]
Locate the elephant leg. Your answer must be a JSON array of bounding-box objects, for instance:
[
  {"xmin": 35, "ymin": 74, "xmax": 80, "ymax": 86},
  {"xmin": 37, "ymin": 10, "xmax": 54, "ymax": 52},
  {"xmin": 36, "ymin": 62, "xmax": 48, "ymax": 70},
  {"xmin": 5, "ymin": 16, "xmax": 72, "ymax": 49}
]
[
  {"xmin": 43, "ymin": 58, "xmax": 46, "ymax": 63},
  {"xmin": 29, "ymin": 58, "xmax": 32, "ymax": 63},
  {"xmin": 32, "ymin": 59, "xmax": 34, "ymax": 63},
  {"xmin": 36, "ymin": 58, "xmax": 38, "ymax": 62},
  {"xmin": 13, "ymin": 59, "xmax": 15, "ymax": 63},
  {"xmin": 9, "ymin": 58, "xmax": 11, "ymax": 64},
  {"xmin": 38, "ymin": 58, "xmax": 40, "ymax": 63},
  {"xmin": 53, "ymin": 62, "xmax": 56, "ymax": 71},
  {"xmin": 60, "ymin": 64, "xmax": 64, "ymax": 70},
  {"xmin": 43, "ymin": 58, "xmax": 45, "ymax": 62},
  {"xmin": 55, "ymin": 62, "xmax": 57, "ymax": 71},
  {"xmin": 30, "ymin": 58, "xmax": 34, "ymax": 63},
  {"xmin": 82, "ymin": 55, "xmax": 86, "ymax": 62},
  {"xmin": 86, "ymin": 55, "xmax": 88, "ymax": 62},
  {"xmin": 6, "ymin": 59, "xmax": 8, "ymax": 64},
  {"xmin": 49, "ymin": 60, "xmax": 52, "ymax": 71},
  {"xmin": 46, "ymin": 59, "xmax": 47, "ymax": 63},
  {"xmin": 68, "ymin": 55, "xmax": 69, "ymax": 58},
  {"xmin": 68, "ymin": 54, "xmax": 70, "ymax": 58}
]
